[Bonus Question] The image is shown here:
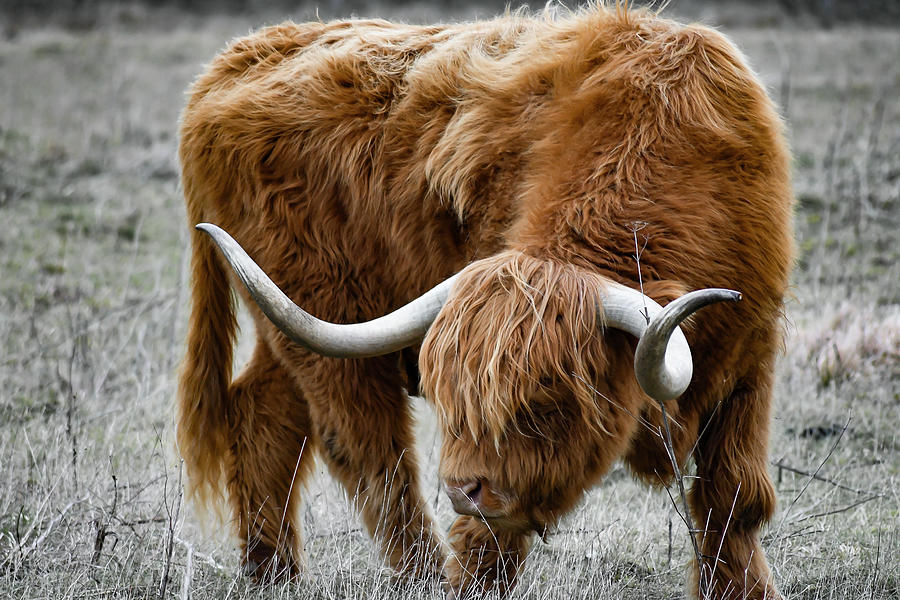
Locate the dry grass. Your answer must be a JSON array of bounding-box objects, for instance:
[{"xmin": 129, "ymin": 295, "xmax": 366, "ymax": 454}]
[{"xmin": 1, "ymin": 4, "xmax": 898, "ymax": 599}]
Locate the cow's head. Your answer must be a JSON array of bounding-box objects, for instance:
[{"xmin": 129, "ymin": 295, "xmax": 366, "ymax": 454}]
[
  {"xmin": 197, "ymin": 223, "xmax": 738, "ymax": 533},
  {"xmin": 419, "ymin": 251, "xmax": 646, "ymax": 533}
]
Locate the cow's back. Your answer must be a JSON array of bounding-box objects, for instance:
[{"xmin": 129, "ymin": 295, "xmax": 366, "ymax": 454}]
[
  {"xmin": 178, "ymin": 18, "xmax": 538, "ymax": 318},
  {"xmin": 179, "ymin": 8, "xmax": 793, "ymax": 355}
]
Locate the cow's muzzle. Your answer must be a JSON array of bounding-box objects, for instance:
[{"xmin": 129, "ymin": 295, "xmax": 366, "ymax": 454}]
[{"xmin": 445, "ymin": 478, "xmax": 508, "ymax": 518}]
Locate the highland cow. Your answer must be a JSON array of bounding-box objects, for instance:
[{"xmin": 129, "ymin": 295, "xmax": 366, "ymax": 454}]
[{"xmin": 178, "ymin": 5, "xmax": 793, "ymax": 599}]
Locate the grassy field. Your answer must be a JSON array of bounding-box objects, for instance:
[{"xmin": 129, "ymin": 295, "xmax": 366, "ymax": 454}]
[{"xmin": 0, "ymin": 3, "xmax": 898, "ymax": 599}]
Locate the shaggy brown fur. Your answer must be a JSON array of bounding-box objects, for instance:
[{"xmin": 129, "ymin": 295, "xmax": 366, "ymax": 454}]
[{"xmin": 178, "ymin": 3, "xmax": 792, "ymax": 598}]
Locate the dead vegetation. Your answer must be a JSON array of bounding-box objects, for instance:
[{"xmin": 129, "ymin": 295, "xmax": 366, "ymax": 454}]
[{"xmin": 0, "ymin": 4, "xmax": 897, "ymax": 599}]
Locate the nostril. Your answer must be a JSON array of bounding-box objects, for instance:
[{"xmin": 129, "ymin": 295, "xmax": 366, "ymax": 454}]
[
  {"xmin": 463, "ymin": 480, "xmax": 481, "ymax": 499},
  {"xmin": 460, "ymin": 479, "xmax": 482, "ymax": 501},
  {"xmin": 445, "ymin": 479, "xmax": 502, "ymax": 517}
]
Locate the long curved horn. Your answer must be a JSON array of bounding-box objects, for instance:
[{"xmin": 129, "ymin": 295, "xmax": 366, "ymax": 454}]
[
  {"xmin": 199, "ymin": 223, "xmax": 737, "ymax": 396},
  {"xmin": 196, "ymin": 223, "xmax": 458, "ymax": 358},
  {"xmin": 599, "ymin": 282, "xmax": 741, "ymax": 401}
]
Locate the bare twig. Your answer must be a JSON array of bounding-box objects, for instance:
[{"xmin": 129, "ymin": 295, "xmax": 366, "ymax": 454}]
[
  {"xmin": 159, "ymin": 460, "xmax": 184, "ymax": 600},
  {"xmin": 91, "ymin": 467, "xmax": 118, "ymax": 567},
  {"xmin": 763, "ymin": 523, "xmax": 824, "ymax": 544},
  {"xmin": 629, "ymin": 221, "xmax": 651, "ymax": 324},
  {"xmin": 709, "ymin": 482, "xmax": 741, "ymax": 592},
  {"xmin": 278, "ymin": 438, "xmax": 307, "ymax": 548},
  {"xmin": 180, "ymin": 540, "xmax": 194, "ymax": 600},
  {"xmin": 21, "ymin": 496, "xmax": 88, "ymax": 558},
  {"xmin": 15, "ymin": 452, "xmax": 66, "ymax": 552},
  {"xmin": 657, "ymin": 401, "xmax": 705, "ymax": 590},
  {"xmin": 854, "ymin": 88, "xmax": 887, "ymax": 235},
  {"xmin": 815, "ymin": 82, "xmax": 850, "ymax": 293},
  {"xmin": 657, "ymin": 477, "xmax": 695, "ymax": 535},
  {"xmin": 624, "ymin": 219, "xmax": 707, "ymax": 591},
  {"xmin": 771, "ymin": 458, "xmax": 883, "ymax": 498},
  {"xmin": 769, "ymin": 29, "xmax": 791, "ymax": 119},
  {"xmin": 870, "ymin": 521, "xmax": 883, "ymax": 600},
  {"xmin": 61, "ymin": 333, "xmax": 80, "ymax": 491},
  {"xmin": 667, "ymin": 512, "xmax": 672, "ymax": 567},
  {"xmin": 774, "ymin": 413, "xmax": 851, "ymax": 541},
  {"xmin": 175, "ymin": 536, "xmax": 225, "ymax": 570},
  {"xmin": 792, "ymin": 494, "xmax": 880, "ymax": 523},
  {"xmin": 1, "ymin": 294, "xmax": 174, "ymax": 368}
]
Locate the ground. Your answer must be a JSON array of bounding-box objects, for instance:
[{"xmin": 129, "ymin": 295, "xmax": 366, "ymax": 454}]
[{"xmin": 0, "ymin": 2, "xmax": 897, "ymax": 599}]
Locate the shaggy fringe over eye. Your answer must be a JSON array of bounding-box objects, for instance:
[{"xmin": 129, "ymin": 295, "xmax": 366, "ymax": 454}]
[{"xmin": 420, "ymin": 251, "xmax": 617, "ymax": 446}]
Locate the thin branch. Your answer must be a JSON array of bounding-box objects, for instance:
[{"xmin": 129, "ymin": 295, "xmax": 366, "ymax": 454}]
[
  {"xmin": 629, "ymin": 221, "xmax": 651, "ymax": 324},
  {"xmin": 658, "ymin": 400, "xmax": 704, "ymax": 586},
  {"xmin": 626, "ymin": 218, "xmax": 705, "ymax": 592},
  {"xmin": 792, "ymin": 494, "xmax": 880, "ymax": 523},
  {"xmin": 159, "ymin": 460, "xmax": 183, "ymax": 600},
  {"xmin": 174, "ymin": 536, "xmax": 225, "ymax": 571},
  {"xmin": 771, "ymin": 458, "xmax": 883, "ymax": 498},
  {"xmin": 92, "ymin": 468, "xmax": 118, "ymax": 566},
  {"xmin": 869, "ymin": 521, "xmax": 883, "ymax": 600},
  {"xmin": 21, "ymin": 496, "xmax": 88, "ymax": 558},
  {"xmin": 709, "ymin": 482, "xmax": 741, "ymax": 592},
  {"xmin": 774, "ymin": 412, "xmax": 851, "ymax": 541}
]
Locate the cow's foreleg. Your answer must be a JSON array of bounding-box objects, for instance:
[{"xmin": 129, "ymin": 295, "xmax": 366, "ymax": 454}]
[
  {"xmin": 304, "ymin": 355, "xmax": 445, "ymax": 581},
  {"xmin": 444, "ymin": 516, "xmax": 531, "ymax": 598},
  {"xmin": 689, "ymin": 362, "xmax": 780, "ymax": 600},
  {"xmin": 226, "ymin": 340, "xmax": 315, "ymax": 580}
]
